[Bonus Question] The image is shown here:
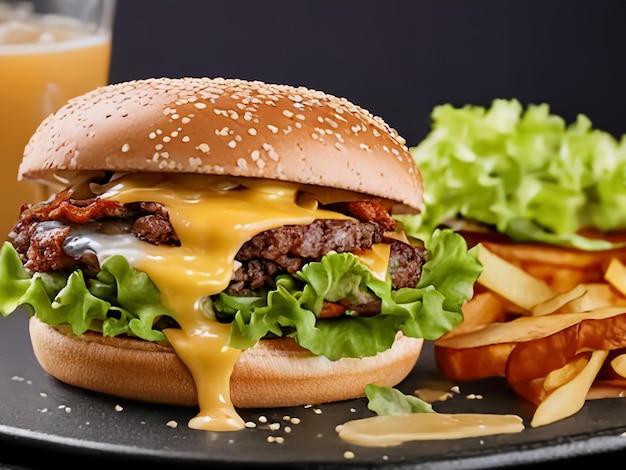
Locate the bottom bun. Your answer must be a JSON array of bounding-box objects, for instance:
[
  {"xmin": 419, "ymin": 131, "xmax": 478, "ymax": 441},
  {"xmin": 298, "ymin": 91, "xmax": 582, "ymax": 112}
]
[{"xmin": 29, "ymin": 317, "xmax": 423, "ymax": 408}]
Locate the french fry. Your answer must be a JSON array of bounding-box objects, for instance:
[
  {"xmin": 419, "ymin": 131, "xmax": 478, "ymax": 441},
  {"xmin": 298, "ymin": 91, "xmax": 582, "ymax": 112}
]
[
  {"xmin": 554, "ymin": 283, "xmax": 626, "ymax": 313},
  {"xmin": 530, "ymin": 284, "xmax": 587, "ymax": 316},
  {"xmin": 435, "ymin": 307, "xmax": 626, "ymax": 382},
  {"xmin": 475, "ymin": 244, "xmax": 555, "ymax": 311},
  {"xmin": 444, "ymin": 291, "xmax": 507, "ymax": 337},
  {"xmin": 543, "ymin": 355, "xmax": 588, "ymax": 392},
  {"xmin": 530, "ymin": 350, "xmax": 608, "ymax": 428},
  {"xmin": 435, "ymin": 240, "xmax": 626, "ymax": 428},
  {"xmin": 605, "ymin": 258, "xmax": 626, "ymax": 296},
  {"xmin": 610, "ymin": 353, "xmax": 626, "ymax": 378}
]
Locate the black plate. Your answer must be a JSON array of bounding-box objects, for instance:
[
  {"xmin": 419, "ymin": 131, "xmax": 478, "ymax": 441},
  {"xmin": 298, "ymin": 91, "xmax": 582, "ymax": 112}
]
[{"xmin": 2, "ymin": 310, "xmax": 626, "ymax": 469}]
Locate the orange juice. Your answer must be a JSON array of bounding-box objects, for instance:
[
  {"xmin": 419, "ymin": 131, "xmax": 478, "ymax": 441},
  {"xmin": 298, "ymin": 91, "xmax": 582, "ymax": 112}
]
[{"xmin": 0, "ymin": 16, "xmax": 112, "ymax": 238}]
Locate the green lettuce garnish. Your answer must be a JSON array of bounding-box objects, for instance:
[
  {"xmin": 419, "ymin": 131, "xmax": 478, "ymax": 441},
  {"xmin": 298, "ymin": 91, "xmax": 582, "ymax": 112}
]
[
  {"xmin": 365, "ymin": 384, "xmax": 435, "ymax": 415},
  {"xmin": 399, "ymin": 99, "xmax": 626, "ymax": 250},
  {"xmin": 0, "ymin": 227, "xmax": 481, "ymax": 360}
]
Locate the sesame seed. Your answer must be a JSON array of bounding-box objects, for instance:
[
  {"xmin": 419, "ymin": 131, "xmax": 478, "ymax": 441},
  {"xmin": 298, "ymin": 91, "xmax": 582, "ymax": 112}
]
[
  {"xmin": 189, "ymin": 157, "xmax": 202, "ymax": 170},
  {"xmin": 182, "ymin": 117, "xmax": 191, "ymax": 124},
  {"xmin": 282, "ymin": 110, "xmax": 294, "ymax": 118},
  {"xmin": 263, "ymin": 143, "xmax": 278, "ymax": 161},
  {"xmin": 237, "ymin": 158, "xmax": 247, "ymax": 169},
  {"xmin": 344, "ymin": 451, "xmax": 355, "ymax": 459},
  {"xmin": 196, "ymin": 143, "xmax": 210, "ymax": 153},
  {"xmin": 267, "ymin": 125, "xmax": 278, "ymax": 134},
  {"xmin": 148, "ymin": 132, "xmax": 157, "ymax": 139},
  {"xmin": 155, "ymin": 144, "xmax": 163, "ymax": 150},
  {"xmin": 115, "ymin": 404, "xmax": 123, "ymax": 412},
  {"xmin": 251, "ymin": 149, "xmax": 260, "ymax": 160},
  {"xmin": 121, "ymin": 143, "xmax": 130, "ymax": 153},
  {"xmin": 248, "ymin": 128, "xmax": 257, "ymax": 136},
  {"xmin": 295, "ymin": 114, "xmax": 305, "ymax": 121},
  {"xmin": 194, "ymin": 102, "xmax": 207, "ymax": 109},
  {"xmin": 166, "ymin": 420, "xmax": 178, "ymax": 428},
  {"xmin": 228, "ymin": 140, "xmax": 237, "ymax": 148},
  {"xmin": 182, "ymin": 136, "xmax": 190, "ymax": 142},
  {"xmin": 163, "ymin": 136, "xmax": 171, "ymax": 143}
]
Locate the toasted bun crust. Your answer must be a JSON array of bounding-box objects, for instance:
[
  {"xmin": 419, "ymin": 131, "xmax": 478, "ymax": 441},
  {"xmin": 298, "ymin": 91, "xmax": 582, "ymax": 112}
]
[
  {"xmin": 19, "ymin": 77, "xmax": 422, "ymax": 211},
  {"xmin": 29, "ymin": 317, "xmax": 423, "ymax": 408}
]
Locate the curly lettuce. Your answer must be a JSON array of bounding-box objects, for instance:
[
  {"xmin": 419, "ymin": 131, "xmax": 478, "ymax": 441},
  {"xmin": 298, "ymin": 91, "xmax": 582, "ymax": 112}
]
[
  {"xmin": 399, "ymin": 99, "xmax": 626, "ymax": 250},
  {"xmin": 0, "ymin": 227, "xmax": 482, "ymax": 360}
]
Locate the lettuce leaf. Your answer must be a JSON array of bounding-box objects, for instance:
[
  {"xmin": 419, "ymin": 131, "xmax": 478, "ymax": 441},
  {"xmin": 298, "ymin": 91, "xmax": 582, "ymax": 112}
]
[
  {"xmin": 0, "ymin": 242, "xmax": 173, "ymax": 342},
  {"xmin": 365, "ymin": 384, "xmax": 435, "ymax": 415},
  {"xmin": 399, "ymin": 99, "xmax": 626, "ymax": 250},
  {"xmin": 0, "ymin": 227, "xmax": 481, "ymax": 360}
]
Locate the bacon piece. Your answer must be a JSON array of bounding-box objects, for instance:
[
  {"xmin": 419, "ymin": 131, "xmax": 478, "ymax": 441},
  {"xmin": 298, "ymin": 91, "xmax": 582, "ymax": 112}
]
[
  {"xmin": 329, "ymin": 199, "xmax": 397, "ymax": 231},
  {"xmin": 19, "ymin": 190, "xmax": 128, "ymax": 225}
]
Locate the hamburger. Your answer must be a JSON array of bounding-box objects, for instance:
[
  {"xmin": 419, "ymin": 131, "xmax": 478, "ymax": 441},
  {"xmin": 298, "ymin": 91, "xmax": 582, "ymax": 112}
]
[
  {"xmin": 400, "ymin": 98, "xmax": 626, "ymax": 293},
  {"xmin": 0, "ymin": 77, "xmax": 481, "ymax": 432}
]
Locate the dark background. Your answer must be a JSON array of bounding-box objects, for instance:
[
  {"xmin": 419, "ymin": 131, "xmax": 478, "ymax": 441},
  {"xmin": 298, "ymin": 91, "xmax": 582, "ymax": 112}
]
[{"xmin": 109, "ymin": 0, "xmax": 626, "ymax": 147}]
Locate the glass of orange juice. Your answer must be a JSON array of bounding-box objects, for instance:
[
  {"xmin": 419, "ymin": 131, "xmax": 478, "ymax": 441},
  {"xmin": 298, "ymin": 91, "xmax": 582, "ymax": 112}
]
[{"xmin": 0, "ymin": 0, "xmax": 116, "ymax": 239}]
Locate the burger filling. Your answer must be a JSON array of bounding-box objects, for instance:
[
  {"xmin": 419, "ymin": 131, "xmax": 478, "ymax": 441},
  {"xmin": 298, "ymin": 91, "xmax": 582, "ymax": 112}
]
[{"xmin": 10, "ymin": 190, "xmax": 426, "ymax": 319}]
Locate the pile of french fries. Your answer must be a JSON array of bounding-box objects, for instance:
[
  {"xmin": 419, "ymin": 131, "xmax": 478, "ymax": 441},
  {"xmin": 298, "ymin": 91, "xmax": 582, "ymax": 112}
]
[{"xmin": 434, "ymin": 243, "xmax": 626, "ymax": 427}]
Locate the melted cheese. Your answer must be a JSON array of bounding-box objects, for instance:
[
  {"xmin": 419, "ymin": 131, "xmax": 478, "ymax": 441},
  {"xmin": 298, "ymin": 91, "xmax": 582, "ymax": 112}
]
[
  {"xmin": 356, "ymin": 243, "xmax": 390, "ymax": 281},
  {"xmin": 99, "ymin": 173, "xmax": 384, "ymax": 431}
]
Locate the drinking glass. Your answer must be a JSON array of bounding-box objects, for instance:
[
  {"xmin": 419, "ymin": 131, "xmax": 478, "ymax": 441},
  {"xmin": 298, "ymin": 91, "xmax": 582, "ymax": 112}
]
[{"xmin": 0, "ymin": 0, "xmax": 116, "ymax": 238}]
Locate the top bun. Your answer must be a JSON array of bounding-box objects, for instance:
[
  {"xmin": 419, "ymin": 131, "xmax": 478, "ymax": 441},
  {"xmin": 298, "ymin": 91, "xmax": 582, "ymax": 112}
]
[{"xmin": 19, "ymin": 77, "xmax": 422, "ymax": 211}]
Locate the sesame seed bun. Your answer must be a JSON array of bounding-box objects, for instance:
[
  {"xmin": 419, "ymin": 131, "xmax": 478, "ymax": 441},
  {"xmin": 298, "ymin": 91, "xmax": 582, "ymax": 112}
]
[
  {"xmin": 19, "ymin": 77, "xmax": 423, "ymax": 212},
  {"xmin": 29, "ymin": 317, "xmax": 423, "ymax": 408}
]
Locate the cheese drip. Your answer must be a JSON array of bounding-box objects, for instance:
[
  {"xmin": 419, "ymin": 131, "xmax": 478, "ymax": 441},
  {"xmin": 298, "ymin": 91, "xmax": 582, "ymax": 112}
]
[{"xmin": 100, "ymin": 174, "xmax": 366, "ymax": 431}]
